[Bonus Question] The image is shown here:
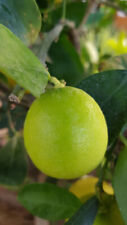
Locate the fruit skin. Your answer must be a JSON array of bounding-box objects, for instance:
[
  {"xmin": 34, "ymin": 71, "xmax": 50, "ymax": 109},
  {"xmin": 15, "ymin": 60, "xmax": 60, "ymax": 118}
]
[
  {"xmin": 24, "ymin": 86, "xmax": 108, "ymax": 179},
  {"xmin": 70, "ymin": 176, "xmax": 98, "ymax": 203},
  {"xmin": 70, "ymin": 176, "xmax": 124, "ymax": 225},
  {"xmin": 69, "ymin": 176, "xmax": 114, "ymax": 203}
]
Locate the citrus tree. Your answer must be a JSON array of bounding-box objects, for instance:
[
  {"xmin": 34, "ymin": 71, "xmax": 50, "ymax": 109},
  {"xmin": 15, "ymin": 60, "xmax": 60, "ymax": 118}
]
[{"xmin": 0, "ymin": 0, "xmax": 127, "ymax": 225}]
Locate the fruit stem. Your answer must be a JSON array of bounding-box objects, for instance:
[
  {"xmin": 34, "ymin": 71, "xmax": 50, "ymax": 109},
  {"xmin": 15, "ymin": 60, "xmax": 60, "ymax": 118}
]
[{"xmin": 48, "ymin": 76, "xmax": 66, "ymax": 88}]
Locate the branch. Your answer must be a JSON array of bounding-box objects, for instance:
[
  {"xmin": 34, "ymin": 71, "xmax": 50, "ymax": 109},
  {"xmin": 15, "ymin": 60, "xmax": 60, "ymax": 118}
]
[
  {"xmin": 32, "ymin": 23, "xmax": 64, "ymax": 65},
  {"xmin": 8, "ymin": 85, "xmax": 25, "ymax": 104},
  {"xmin": 0, "ymin": 82, "xmax": 31, "ymax": 109},
  {"xmin": 77, "ymin": 0, "xmax": 100, "ymax": 32}
]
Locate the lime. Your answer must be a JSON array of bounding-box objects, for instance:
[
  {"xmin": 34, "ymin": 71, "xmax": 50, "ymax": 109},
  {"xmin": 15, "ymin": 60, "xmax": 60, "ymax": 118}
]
[{"xmin": 24, "ymin": 87, "xmax": 108, "ymax": 179}]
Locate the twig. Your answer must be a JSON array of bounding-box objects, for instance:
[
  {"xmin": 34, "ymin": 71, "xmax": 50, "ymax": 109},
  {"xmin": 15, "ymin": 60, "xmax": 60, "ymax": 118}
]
[
  {"xmin": 62, "ymin": 0, "xmax": 67, "ymax": 20},
  {"xmin": 70, "ymin": 0, "xmax": 100, "ymax": 52},
  {"xmin": 68, "ymin": 28, "xmax": 81, "ymax": 52},
  {"xmin": 32, "ymin": 23, "xmax": 64, "ymax": 64},
  {"xmin": 77, "ymin": 0, "xmax": 100, "ymax": 33},
  {"xmin": 8, "ymin": 85, "xmax": 25, "ymax": 104},
  {"xmin": 0, "ymin": 81, "xmax": 34, "ymax": 109}
]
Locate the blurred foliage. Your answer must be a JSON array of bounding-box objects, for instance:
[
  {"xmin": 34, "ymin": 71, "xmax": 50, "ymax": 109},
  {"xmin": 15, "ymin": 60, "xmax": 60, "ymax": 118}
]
[
  {"xmin": 113, "ymin": 146, "xmax": 127, "ymax": 225},
  {"xmin": 42, "ymin": 1, "xmax": 87, "ymax": 31},
  {"xmin": 18, "ymin": 182, "xmax": 81, "ymax": 221},
  {"xmin": 0, "ymin": 135, "xmax": 27, "ymax": 186},
  {"xmin": 0, "ymin": 1, "xmax": 127, "ymax": 225},
  {"xmin": 48, "ymin": 33, "xmax": 85, "ymax": 85},
  {"xmin": 0, "ymin": 0, "xmax": 42, "ymax": 46}
]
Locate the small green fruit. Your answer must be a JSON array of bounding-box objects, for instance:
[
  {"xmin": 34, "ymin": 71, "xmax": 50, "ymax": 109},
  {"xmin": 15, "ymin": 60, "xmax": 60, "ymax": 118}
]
[{"xmin": 24, "ymin": 87, "xmax": 108, "ymax": 179}]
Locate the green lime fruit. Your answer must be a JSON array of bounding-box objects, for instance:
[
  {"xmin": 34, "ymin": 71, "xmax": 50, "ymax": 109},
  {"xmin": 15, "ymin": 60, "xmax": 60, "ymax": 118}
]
[{"xmin": 24, "ymin": 86, "xmax": 108, "ymax": 179}]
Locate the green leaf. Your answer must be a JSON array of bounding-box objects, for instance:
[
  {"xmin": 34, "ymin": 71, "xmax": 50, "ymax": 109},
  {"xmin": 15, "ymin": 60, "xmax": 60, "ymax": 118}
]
[
  {"xmin": 65, "ymin": 196, "xmax": 99, "ymax": 225},
  {"xmin": 77, "ymin": 70, "xmax": 127, "ymax": 143},
  {"xmin": 48, "ymin": 34, "xmax": 85, "ymax": 85},
  {"xmin": 0, "ymin": 0, "xmax": 41, "ymax": 46},
  {"xmin": 113, "ymin": 147, "xmax": 127, "ymax": 225},
  {"xmin": 0, "ymin": 135, "xmax": 27, "ymax": 186},
  {"xmin": 43, "ymin": 2, "xmax": 87, "ymax": 31},
  {"xmin": 0, "ymin": 24, "xmax": 50, "ymax": 97},
  {"xmin": 18, "ymin": 183, "xmax": 81, "ymax": 221},
  {"xmin": 86, "ymin": 7, "xmax": 115, "ymax": 28}
]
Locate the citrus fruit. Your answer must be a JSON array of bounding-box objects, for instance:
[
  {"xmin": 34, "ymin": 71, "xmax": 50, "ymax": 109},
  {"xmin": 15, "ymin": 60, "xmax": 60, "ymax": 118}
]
[
  {"xmin": 70, "ymin": 176, "xmax": 124, "ymax": 225},
  {"xmin": 69, "ymin": 176, "xmax": 114, "ymax": 203},
  {"xmin": 24, "ymin": 86, "xmax": 108, "ymax": 179}
]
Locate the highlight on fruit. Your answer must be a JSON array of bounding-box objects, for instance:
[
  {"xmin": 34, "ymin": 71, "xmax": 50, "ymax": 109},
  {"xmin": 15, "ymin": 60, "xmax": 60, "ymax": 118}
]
[{"xmin": 24, "ymin": 86, "xmax": 108, "ymax": 179}]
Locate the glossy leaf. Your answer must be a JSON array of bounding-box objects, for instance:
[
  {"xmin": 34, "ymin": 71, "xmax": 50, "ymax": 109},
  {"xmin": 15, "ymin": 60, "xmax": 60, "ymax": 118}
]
[
  {"xmin": 48, "ymin": 34, "xmax": 85, "ymax": 85},
  {"xmin": 113, "ymin": 147, "xmax": 127, "ymax": 225},
  {"xmin": 0, "ymin": 0, "xmax": 41, "ymax": 45},
  {"xmin": 77, "ymin": 70, "xmax": 127, "ymax": 143},
  {"xmin": 0, "ymin": 25, "xmax": 49, "ymax": 97},
  {"xmin": 0, "ymin": 135, "xmax": 27, "ymax": 186},
  {"xmin": 65, "ymin": 196, "xmax": 99, "ymax": 225},
  {"xmin": 18, "ymin": 183, "xmax": 81, "ymax": 221}
]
